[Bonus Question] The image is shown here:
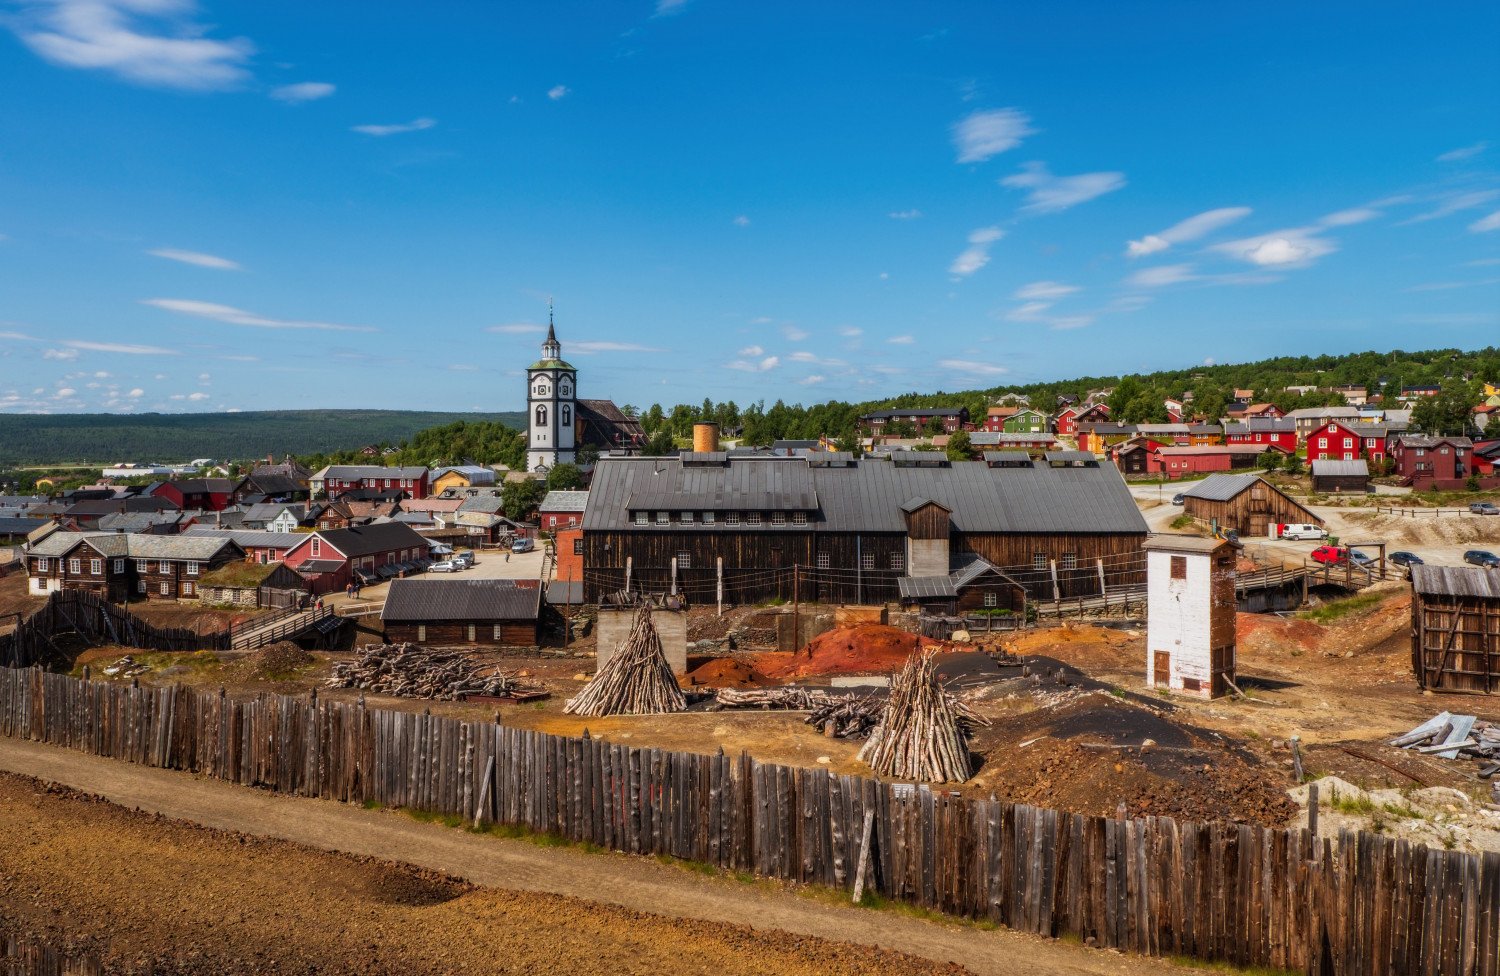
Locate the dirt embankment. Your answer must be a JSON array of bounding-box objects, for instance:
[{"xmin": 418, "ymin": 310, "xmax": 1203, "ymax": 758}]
[{"xmin": 0, "ymin": 772, "xmax": 968, "ymax": 976}]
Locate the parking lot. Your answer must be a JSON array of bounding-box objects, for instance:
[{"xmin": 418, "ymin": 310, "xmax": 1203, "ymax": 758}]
[{"xmin": 323, "ymin": 544, "xmax": 549, "ymax": 613}]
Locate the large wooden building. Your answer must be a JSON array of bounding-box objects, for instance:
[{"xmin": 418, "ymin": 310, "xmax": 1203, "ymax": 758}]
[
  {"xmin": 24, "ymin": 532, "xmax": 244, "ymax": 601},
  {"xmin": 381, "ymin": 578, "xmax": 542, "ymax": 646},
  {"xmin": 580, "ymin": 453, "xmax": 1148, "ymax": 605},
  {"xmin": 1179, "ymin": 474, "xmax": 1321, "ymax": 537},
  {"xmin": 1410, "ymin": 566, "xmax": 1500, "ymax": 694}
]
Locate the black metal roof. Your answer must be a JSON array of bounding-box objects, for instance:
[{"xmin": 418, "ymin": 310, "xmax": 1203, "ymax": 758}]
[
  {"xmin": 382, "ymin": 578, "xmax": 542, "ymax": 622},
  {"xmin": 309, "ymin": 521, "xmax": 429, "ymax": 559}
]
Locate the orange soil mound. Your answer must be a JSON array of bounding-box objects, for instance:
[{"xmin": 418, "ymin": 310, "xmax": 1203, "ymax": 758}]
[
  {"xmin": 684, "ymin": 658, "xmax": 771, "ymax": 688},
  {"xmin": 754, "ymin": 624, "xmax": 959, "ymax": 679}
]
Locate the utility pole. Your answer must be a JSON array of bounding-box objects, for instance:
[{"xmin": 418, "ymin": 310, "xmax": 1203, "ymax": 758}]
[{"xmin": 792, "ymin": 564, "xmax": 800, "ymax": 653}]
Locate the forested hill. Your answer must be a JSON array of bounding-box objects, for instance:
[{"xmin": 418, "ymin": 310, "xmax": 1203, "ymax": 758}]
[{"xmin": 0, "ymin": 410, "xmax": 525, "ymax": 466}]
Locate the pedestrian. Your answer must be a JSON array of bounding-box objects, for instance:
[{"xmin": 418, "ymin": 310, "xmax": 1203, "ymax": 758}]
[
  {"xmin": 316, "ymin": 597, "xmax": 323, "ymax": 611},
  {"xmin": 505, "ymin": 549, "xmax": 510, "ymax": 562}
]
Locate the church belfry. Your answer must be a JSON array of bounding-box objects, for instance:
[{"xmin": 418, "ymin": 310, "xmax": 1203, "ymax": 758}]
[{"xmin": 526, "ymin": 309, "xmax": 577, "ymax": 472}]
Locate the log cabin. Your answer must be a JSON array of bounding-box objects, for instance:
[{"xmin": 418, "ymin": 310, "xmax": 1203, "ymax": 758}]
[
  {"xmin": 381, "ymin": 578, "xmax": 542, "ymax": 646},
  {"xmin": 1410, "ymin": 565, "xmax": 1500, "ymax": 694},
  {"xmin": 580, "ymin": 453, "xmax": 1147, "ymax": 605},
  {"xmin": 1179, "ymin": 474, "xmax": 1321, "ymax": 537},
  {"xmin": 24, "ymin": 531, "xmax": 244, "ymax": 600}
]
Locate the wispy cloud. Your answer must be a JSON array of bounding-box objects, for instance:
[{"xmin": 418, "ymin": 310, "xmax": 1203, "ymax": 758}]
[
  {"xmin": 1125, "ymin": 206, "xmax": 1252, "ymax": 257},
  {"xmin": 1127, "ymin": 264, "xmax": 1202, "ymax": 287},
  {"xmin": 888, "ymin": 209, "xmax": 922, "ymax": 220},
  {"xmin": 949, "ymin": 226, "xmax": 1003, "ymax": 277},
  {"xmin": 887, "ymin": 335, "xmax": 915, "ymax": 345},
  {"xmin": 351, "ymin": 117, "xmax": 437, "ymax": 137},
  {"xmin": 655, "ymin": 0, "xmax": 692, "ymax": 14},
  {"xmin": 569, "ymin": 340, "xmax": 664, "ymax": 353},
  {"xmin": 1001, "ymin": 162, "xmax": 1125, "ymax": 213},
  {"xmin": 142, "ymin": 298, "xmax": 375, "ymax": 332},
  {"xmin": 1210, "ymin": 228, "xmax": 1336, "ymax": 268},
  {"xmin": 732, "ymin": 214, "xmax": 750, "ymax": 227},
  {"xmin": 1437, "ymin": 142, "xmax": 1488, "ymax": 163},
  {"xmin": 270, "ymin": 81, "xmax": 335, "ymax": 103},
  {"xmin": 64, "ymin": 339, "xmax": 178, "ymax": 355},
  {"xmin": 42, "ymin": 348, "xmax": 79, "ymax": 361},
  {"xmin": 838, "ymin": 326, "xmax": 863, "ymax": 337},
  {"xmin": 726, "ymin": 355, "xmax": 780, "ymax": 372},
  {"xmin": 10, "ymin": 0, "xmax": 253, "ymax": 90},
  {"xmin": 781, "ymin": 325, "xmax": 809, "ymax": 341},
  {"xmin": 938, "ymin": 359, "xmax": 1007, "ymax": 376},
  {"xmin": 1014, "ymin": 281, "xmax": 1078, "ymax": 300},
  {"xmin": 1405, "ymin": 278, "xmax": 1500, "ymax": 292},
  {"xmin": 799, "ymin": 375, "xmax": 825, "ymax": 386},
  {"xmin": 1400, "ymin": 312, "xmax": 1498, "ymax": 327},
  {"xmin": 1404, "ymin": 189, "xmax": 1500, "ymax": 224},
  {"xmin": 737, "ymin": 345, "xmax": 764, "ymax": 356},
  {"xmin": 1471, "ymin": 210, "xmax": 1500, "ymax": 233},
  {"xmin": 547, "ymin": 85, "xmax": 569, "ymax": 101},
  {"xmin": 148, "ymin": 247, "xmax": 241, "ymax": 270},
  {"xmin": 486, "ymin": 322, "xmax": 545, "ymax": 334},
  {"xmin": 952, "ymin": 108, "xmax": 1035, "ymax": 164},
  {"xmin": 1320, "ymin": 207, "xmax": 1380, "ymax": 227}
]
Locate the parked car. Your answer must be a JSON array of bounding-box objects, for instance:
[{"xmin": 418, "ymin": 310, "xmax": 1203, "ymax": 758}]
[
  {"xmin": 427, "ymin": 559, "xmax": 461, "ymax": 572},
  {"xmin": 1471, "ymin": 502, "xmax": 1499, "ymax": 516},
  {"xmin": 1464, "ymin": 549, "xmax": 1500, "ymax": 568},
  {"xmin": 1311, "ymin": 545, "xmax": 1345, "ymax": 565},
  {"xmin": 1388, "ymin": 551, "xmax": 1424, "ymax": 568},
  {"xmin": 511, "ymin": 537, "xmax": 535, "ymax": 554},
  {"xmin": 453, "ymin": 550, "xmax": 475, "ymax": 567},
  {"xmin": 1278, "ymin": 523, "xmax": 1326, "ymax": 540},
  {"xmin": 1347, "ymin": 549, "xmax": 1375, "ymax": 568},
  {"xmin": 1170, "ymin": 493, "xmax": 1185, "ymax": 506}
]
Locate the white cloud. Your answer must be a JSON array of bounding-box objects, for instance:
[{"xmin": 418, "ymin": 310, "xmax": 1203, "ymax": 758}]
[
  {"xmin": 888, "ymin": 209, "xmax": 922, "ymax": 220},
  {"xmin": 1014, "ymin": 280, "xmax": 1078, "ymax": 300},
  {"xmin": 351, "ymin": 117, "xmax": 436, "ymax": 137},
  {"xmin": 781, "ymin": 325, "xmax": 809, "ymax": 341},
  {"xmin": 142, "ymin": 298, "xmax": 375, "ymax": 332},
  {"xmin": 799, "ymin": 375, "xmax": 825, "ymax": 386},
  {"xmin": 952, "ymin": 108, "xmax": 1035, "ymax": 164},
  {"xmin": 42, "ymin": 348, "xmax": 79, "ymax": 361},
  {"xmin": 1211, "ymin": 227, "xmax": 1336, "ymax": 268},
  {"xmin": 1125, "ymin": 206, "xmax": 1251, "ymax": 257},
  {"xmin": 888, "ymin": 335, "xmax": 915, "ymax": 345},
  {"xmin": 726, "ymin": 355, "xmax": 780, "ymax": 372},
  {"xmin": 1319, "ymin": 207, "xmax": 1380, "ymax": 227},
  {"xmin": 54, "ymin": 388, "xmax": 77, "ymax": 398},
  {"xmin": 486, "ymin": 322, "xmax": 545, "ymax": 334},
  {"xmin": 1127, "ymin": 264, "xmax": 1200, "ymax": 287},
  {"xmin": 1405, "ymin": 189, "xmax": 1500, "ymax": 224},
  {"xmin": 949, "ymin": 226, "xmax": 1004, "ymax": 277},
  {"xmin": 1437, "ymin": 142, "xmax": 1487, "ymax": 162},
  {"xmin": 11, "ymin": 0, "xmax": 253, "ymax": 91},
  {"xmin": 127, "ymin": 387, "xmax": 144, "ymax": 397},
  {"xmin": 65, "ymin": 339, "xmax": 178, "ymax": 355},
  {"xmin": 187, "ymin": 391, "xmax": 209, "ymax": 400},
  {"xmin": 1005, "ymin": 301, "xmax": 1053, "ymax": 322},
  {"xmin": 732, "ymin": 214, "xmax": 750, "ymax": 227},
  {"xmin": 1470, "ymin": 210, "xmax": 1500, "ymax": 233},
  {"xmin": 938, "ymin": 359, "xmax": 1007, "ymax": 376},
  {"xmin": 838, "ymin": 326, "xmax": 863, "ymax": 337},
  {"xmin": 1001, "ymin": 162, "xmax": 1126, "ymax": 213},
  {"xmin": 568, "ymin": 340, "xmax": 664, "ymax": 353},
  {"xmin": 270, "ymin": 81, "xmax": 334, "ymax": 103},
  {"xmin": 788, "ymin": 351, "xmax": 818, "ymax": 362},
  {"xmin": 148, "ymin": 247, "xmax": 241, "ymax": 270},
  {"xmin": 547, "ymin": 85, "xmax": 569, "ymax": 101},
  {"xmin": 737, "ymin": 345, "xmax": 765, "ymax": 356},
  {"xmin": 656, "ymin": 0, "xmax": 691, "ymax": 13}
]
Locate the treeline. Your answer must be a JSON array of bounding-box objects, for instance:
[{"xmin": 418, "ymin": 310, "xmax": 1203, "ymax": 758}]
[
  {"xmin": 628, "ymin": 346, "xmax": 1500, "ymax": 444},
  {"xmin": 0, "ymin": 410, "xmax": 526, "ymax": 466},
  {"xmin": 295, "ymin": 419, "xmax": 529, "ymax": 472}
]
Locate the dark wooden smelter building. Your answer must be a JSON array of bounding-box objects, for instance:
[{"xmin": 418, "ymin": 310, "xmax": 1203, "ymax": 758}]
[
  {"xmin": 1410, "ymin": 565, "xmax": 1500, "ymax": 694},
  {"xmin": 381, "ymin": 578, "xmax": 542, "ymax": 646},
  {"xmin": 1180, "ymin": 473, "xmax": 1321, "ymax": 537}
]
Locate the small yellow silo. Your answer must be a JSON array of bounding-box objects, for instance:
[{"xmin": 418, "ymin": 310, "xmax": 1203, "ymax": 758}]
[{"xmin": 693, "ymin": 422, "xmax": 721, "ymax": 453}]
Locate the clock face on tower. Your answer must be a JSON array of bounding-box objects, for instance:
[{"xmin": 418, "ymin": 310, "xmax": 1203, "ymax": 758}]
[
  {"xmin": 560, "ymin": 381, "xmax": 571, "ymax": 397},
  {"xmin": 534, "ymin": 379, "xmax": 550, "ymax": 398}
]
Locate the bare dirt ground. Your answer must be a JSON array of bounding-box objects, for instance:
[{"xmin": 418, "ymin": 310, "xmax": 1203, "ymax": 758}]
[{"xmin": 0, "ymin": 743, "xmax": 1199, "ymax": 976}]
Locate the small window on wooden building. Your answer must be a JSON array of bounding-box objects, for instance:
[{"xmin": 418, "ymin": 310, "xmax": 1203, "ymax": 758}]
[
  {"xmin": 1170, "ymin": 555, "xmax": 1187, "ymax": 579},
  {"xmin": 159, "ymin": 582, "xmax": 170, "ymax": 596},
  {"xmin": 468, "ymin": 624, "xmax": 476, "ymax": 642},
  {"xmin": 417, "ymin": 624, "xmax": 426, "ymax": 642},
  {"xmin": 494, "ymin": 624, "xmax": 503, "ymax": 640},
  {"xmin": 137, "ymin": 579, "xmax": 146, "ymax": 594},
  {"xmin": 861, "ymin": 552, "xmax": 876, "ymax": 570},
  {"xmin": 681, "ymin": 511, "xmax": 694, "ymax": 524},
  {"xmin": 792, "ymin": 511, "xmax": 807, "ymax": 525},
  {"xmin": 703, "ymin": 511, "xmax": 715, "ymax": 524},
  {"xmin": 890, "ymin": 552, "xmax": 904, "ymax": 571},
  {"xmin": 69, "ymin": 558, "xmax": 80, "ymax": 574},
  {"xmin": 90, "ymin": 558, "xmax": 102, "ymax": 575},
  {"xmin": 634, "ymin": 511, "xmax": 647, "ymax": 526},
  {"xmin": 1061, "ymin": 553, "xmax": 1077, "ymax": 570},
  {"xmin": 113, "ymin": 559, "xmax": 124, "ymax": 573},
  {"xmin": 726, "ymin": 512, "xmax": 740, "ymax": 526},
  {"xmin": 816, "ymin": 552, "xmax": 830, "ymax": 569},
  {"xmin": 676, "ymin": 552, "xmax": 691, "ymax": 569},
  {"xmin": 1032, "ymin": 552, "xmax": 1046, "ymax": 571},
  {"xmin": 984, "ymin": 592, "xmax": 998, "ymax": 608},
  {"xmin": 655, "ymin": 512, "xmax": 668, "ymax": 525},
  {"xmin": 771, "ymin": 512, "xmax": 786, "ymax": 526},
  {"xmin": 747, "ymin": 512, "xmax": 762, "ymax": 525}
]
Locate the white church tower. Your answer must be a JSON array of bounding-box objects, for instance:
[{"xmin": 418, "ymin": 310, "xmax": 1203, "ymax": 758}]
[{"xmin": 526, "ymin": 311, "xmax": 577, "ymax": 472}]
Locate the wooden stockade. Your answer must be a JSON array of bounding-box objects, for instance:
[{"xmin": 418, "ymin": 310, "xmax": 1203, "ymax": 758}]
[
  {"xmin": 0, "ymin": 665, "xmax": 1494, "ymax": 976},
  {"xmin": 0, "ymin": 590, "xmax": 229, "ymax": 670}
]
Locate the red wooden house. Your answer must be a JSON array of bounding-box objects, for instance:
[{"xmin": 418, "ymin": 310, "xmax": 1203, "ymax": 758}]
[
  {"xmin": 1224, "ymin": 418, "xmax": 1297, "ymax": 454},
  {"xmin": 150, "ymin": 478, "xmax": 244, "ymax": 512},
  {"xmin": 1307, "ymin": 421, "xmax": 1391, "ymax": 464},
  {"xmin": 282, "ymin": 521, "xmax": 431, "ymax": 594},
  {"xmin": 1055, "ymin": 402, "xmax": 1109, "ymax": 436},
  {"xmin": 1389, "ymin": 436, "xmax": 1488, "ymax": 489},
  {"xmin": 311, "ymin": 465, "xmax": 431, "ymax": 500},
  {"xmin": 1149, "ymin": 445, "xmax": 1284, "ymax": 479},
  {"xmin": 538, "ymin": 490, "xmax": 588, "ymax": 531}
]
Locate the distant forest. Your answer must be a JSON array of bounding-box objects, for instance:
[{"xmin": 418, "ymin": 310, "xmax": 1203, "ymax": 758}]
[{"xmin": 0, "ymin": 410, "xmax": 526, "ymax": 467}]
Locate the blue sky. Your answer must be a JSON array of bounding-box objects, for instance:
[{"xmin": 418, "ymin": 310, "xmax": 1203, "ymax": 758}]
[{"xmin": 1, "ymin": 1, "xmax": 1498, "ymax": 415}]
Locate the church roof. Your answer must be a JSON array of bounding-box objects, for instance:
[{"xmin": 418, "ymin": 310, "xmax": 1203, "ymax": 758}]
[{"xmin": 529, "ymin": 357, "xmax": 575, "ymax": 370}]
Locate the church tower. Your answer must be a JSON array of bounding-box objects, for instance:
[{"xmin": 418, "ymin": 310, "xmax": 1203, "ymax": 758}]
[{"xmin": 526, "ymin": 310, "xmax": 577, "ymax": 472}]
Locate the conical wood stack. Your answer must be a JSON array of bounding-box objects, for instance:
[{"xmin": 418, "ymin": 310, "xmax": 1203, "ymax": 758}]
[
  {"xmin": 565, "ymin": 603, "xmax": 687, "ymax": 716},
  {"xmin": 858, "ymin": 650, "xmax": 973, "ymax": 783}
]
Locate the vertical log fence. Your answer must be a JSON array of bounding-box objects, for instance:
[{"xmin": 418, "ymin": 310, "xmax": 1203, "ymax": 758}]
[{"xmin": 0, "ymin": 664, "xmax": 1493, "ymax": 975}]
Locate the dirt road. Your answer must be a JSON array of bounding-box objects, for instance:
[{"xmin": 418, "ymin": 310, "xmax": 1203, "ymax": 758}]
[{"xmin": 0, "ymin": 736, "xmax": 1191, "ymax": 976}]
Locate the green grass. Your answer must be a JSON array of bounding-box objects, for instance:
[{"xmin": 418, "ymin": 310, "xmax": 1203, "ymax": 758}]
[
  {"xmin": 1298, "ymin": 592, "xmax": 1383, "ymax": 625},
  {"xmin": 1168, "ymin": 514, "xmax": 1196, "ymax": 530}
]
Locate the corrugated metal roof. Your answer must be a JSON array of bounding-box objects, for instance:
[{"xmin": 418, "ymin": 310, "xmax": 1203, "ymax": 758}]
[
  {"xmin": 1311, "ymin": 459, "xmax": 1369, "ymax": 477},
  {"xmin": 184, "ymin": 527, "xmax": 308, "ymax": 548},
  {"xmin": 382, "ymin": 578, "xmax": 542, "ymax": 622},
  {"xmin": 311, "ymin": 522, "xmax": 429, "ymax": 559},
  {"xmin": 582, "ymin": 456, "xmax": 1147, "ymax": 535},
  {"xmin": 540, "ymin": 490, "xmax": 589, "ymax": 513},
  {"xmin": 983, "ymin": 451, "xmax": 1034, "ymax": 466},
  {"xmin": 1180, "ymin": 473, "xmax": 1264, "ymax": 502},
  {"xmin": 1142, "ymin": 535, "xmax": 1230, "ymax": 553},
  {"xmin": 1411, "ymin": 565, "xmax": 1500, "ymax": 599},
  {"xmin": 25, "ymin": 531, "xmax": 239, "ymax": 560},
  {"xmin": 897, "ymin": 576, "xmax": 957, "ymax": 598},
  {"xmin": 627, "ymin": 459, "xmax": 820, "ymax": 511},
  {"xmin": 315, "ymin": 465, "xmax": 429, "ymax": 480}
]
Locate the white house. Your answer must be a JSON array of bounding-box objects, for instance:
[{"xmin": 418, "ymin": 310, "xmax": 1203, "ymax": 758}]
[{"xmin": 1143, "ymin": 535, "xmax": 1238, "ymax": 699}]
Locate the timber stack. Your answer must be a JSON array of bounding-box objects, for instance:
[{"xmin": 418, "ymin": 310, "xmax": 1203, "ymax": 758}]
[
  {"xmin": 325, "ymin": 643, "xmax": 540, "ymax": 701},
  {"xmin": 859, "ymin": 650, "xmax": 982, "ymax": 783},
  {"xmin": 565, "ymin": 604, "xmax": 687, "ymax": 716}
]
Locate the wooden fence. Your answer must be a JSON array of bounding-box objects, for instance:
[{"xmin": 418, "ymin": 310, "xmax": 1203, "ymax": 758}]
[
  {"xmin": 0, "ymin": 590, "xmax": 230, "ymax": 670},
  {"xmin": 1374, "ymin": 506, "xmax": 1485, "ymax": 517},
  {"xmin": 0, "ymin": 666, "xmax": 1494, "ymax": 974}
]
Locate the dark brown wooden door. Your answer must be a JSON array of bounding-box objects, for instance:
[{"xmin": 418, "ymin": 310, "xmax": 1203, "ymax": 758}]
[{"xmin": 1153, "ymin": 650, "xmax": 1170, "ymax": 687}]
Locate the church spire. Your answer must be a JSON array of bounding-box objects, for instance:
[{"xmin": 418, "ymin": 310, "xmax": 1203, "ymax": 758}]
[{"xmin": 542, "ymin": 299, "xmax": 561, "ymax": 359}]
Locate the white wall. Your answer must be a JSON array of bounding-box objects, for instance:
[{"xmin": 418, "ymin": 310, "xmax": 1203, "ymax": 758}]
[{"xmin": 1145, "ymin": 549, "xmax": 1214, "ymax": 697}]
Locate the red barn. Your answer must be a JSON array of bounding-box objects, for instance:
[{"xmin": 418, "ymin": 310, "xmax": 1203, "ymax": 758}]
[
  {"xmin": 1307, "ymin": 421, "xmax": 1391, "ymax": 464},
  {"xmin": 282, "ymin": 521, "xmax": 431, "ymax": 594},
  {"xmin": 311, "ymin": 465, "xmax": 430, "ymax": 500},
  {"xmin": 1149, "ymin": 445, "xmax": 1283, "ymax": 479},
  {"xmin": 1054, "ymin": 402, "xmax": 1109, "ymax": 436},
  {"xmin": 1224, "ymin": 418, "xmax": 1297, "ymax": 454},
  {"xmin": 150, "ymin": 478, "xmax": 244, "ymax": 512}
]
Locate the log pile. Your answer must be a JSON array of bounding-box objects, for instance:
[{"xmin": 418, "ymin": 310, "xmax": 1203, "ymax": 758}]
[
  {"xmin": 325, "ymin": 644, "xmax": 540, "ymax": 701},
  {"xmin": 858, "ymin": 651, "xmax": 982, "ymax": 783},
  {"xmin": 707, "ymin": 687, "xmax": 831, "ymax": 711},
  {"xmin": 565, "ymin": 604, "xmax": 687, "ymax": 716},
  {"xmin": 1390, "ymin": 712, "xmax": 1500, "ymax": 764}
]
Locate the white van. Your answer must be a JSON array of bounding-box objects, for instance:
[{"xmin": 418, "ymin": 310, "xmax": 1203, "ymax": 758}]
[{"xmin": 1277, "ymin": 523, "xmax": 1326, "ymax": 541}]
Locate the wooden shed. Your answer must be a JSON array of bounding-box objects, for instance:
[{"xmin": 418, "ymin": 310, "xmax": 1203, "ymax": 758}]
[
  {"xmin": 897, "ymin": 554, "xmax": 1027, "ymax": 617},
  {"xmin": 381, "ymin": 578, "xmax": 542, "ymax": 646},
  {"xmin": 1410, "ymin": 566, "xmax": 1500, "ymax": 694},
  {"xmin": 1310, "ymin": 458, "xmax": 1370, "ymax": 494},
  {"xmin": 1180, "ymin": 473, "xmax": 1321, "ymax": 537},
  {"xmin": 196, "ymin": 561, "xmax": 307, "ymax": 609}
]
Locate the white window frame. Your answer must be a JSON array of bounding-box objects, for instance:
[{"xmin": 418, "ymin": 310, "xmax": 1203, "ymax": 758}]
[
  {"xmin": 36, "ymin": 558, "xmax": 48, "ymax": 573},
  {"xmin": 182, "ymin": 581, "xmax": 194, "ymax": 596},
  {"xmin": 634, "ymin": 511, "xmax": 648, "ymax": 526},
  {"xmin": 792, "ymin": 511, "xmax": 807, "ymax": 526},
  {"xmin": 1061, "ymin": 553, "xmax": 1077, "ymax": 570},
  {"xmin": 890, "ymin": 552, "xmax": 904, "ymax": 572},
  {"xmin": 137, "ymin": 579, "xmax": 146, "ymax": 594},
  {"xmin": 747, "ymin": 512, "xmax": 762, "ymax": 525},
  {"xmin": 159, "ymin": 560, "xmax": 170, "ymax": 573},
  {"xmin": 656, "ymin": 511, "xmax": 668, "ymax": 525},
  {"xmin": 816, "ymin": 552, "xmax": 830, "ymax": 569},
  {"xmin": 983, "ymin": 592, "xmax": 998, "ymax": 608},
  {"xmin": 417, "ymin": 624, "xmax": 427, "ymax": 642},
  {"xmin": 680, "ymin": 512, "xmax": 694, "ymax": 524},
  {"xmin": 771, "ymin": 512, "xmax": 786, "ymax": 526},
  {"xmin": 703, "ymin": 511, "xmax": 715, "ymax": 524},
  {"xmin": 493, "ymin": 624, "xmax": 503, "ymax": 640},
  {"xmin": 468, "ymin": 624, "xmax": 476, "ymax": 642},
  {"xmin": 186, "ymin": 561, "xmax": 200, "ymax": 576},
  {"xmin": 310, "ymin": 538, "xmax": 321, "ymax": 557},
  {"xmin": 725, "ymin": 512, "xmax": 741, "ymax": 526},
  {"xmin": 1033, "ymin": 552, "xmax": 1047, "ymax": 571},
  {"xmin": 69, "ymin": 558, "xmax": 80, "ymax": 574},
  {"xmin": 159, "ymin": 582, "xmax": 170, "ymax": 596},
  {"xmin": 89, "ymin": 558, "xmax": 102, "ymax": 575},
  {"xmin": 676, "ymin": 552, "xmax": 691, "ymax": 569},
  {"xmin": 860, "ymin": 552, "xmax": 876, "ymax": 570}
]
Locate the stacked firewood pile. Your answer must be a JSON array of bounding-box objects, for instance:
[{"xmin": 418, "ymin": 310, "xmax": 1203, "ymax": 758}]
[
  {"xmin": 325, "ymin": 644, "xmax": 540, "ymax": 701},
  {"xmin": 858, "ymin": 651, "xmax": 985, "ymax": 783},
  {"xmin": 710, "ymin": 681, "xmax": 986, "ymax": 745},
  {"xmin": 565, "ymin": 604, "xmax": 687, "ymax": 716},
  {"xmin": 708, "ymin": 687, "xmax": 830, "ymax": 711}
]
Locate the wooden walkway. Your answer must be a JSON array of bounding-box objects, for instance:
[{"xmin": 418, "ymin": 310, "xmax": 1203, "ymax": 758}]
[{"xmin": 229, "ymin": 605, "xmax": 335, "ymax": 651}]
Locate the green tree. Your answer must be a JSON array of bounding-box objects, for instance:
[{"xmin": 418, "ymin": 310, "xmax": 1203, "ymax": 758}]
[
  {"xmin": 1283, "ymin": 454, "xmax": 1304, "ymax": 475},
  {"xmin": 946, "ymin": 429, "xmax": 972, "ymax": 461},
  {"xmin": 545, "ymin": 463, "xmax": 584, "ymax": 491},
  {"xmin": 1412, "ymin": 381, "xmax": 1481, "ymax": 436},
  {"xmin": 1258, "ymin": 450, "xmax": 1283, "ymax": 471},
  {"xmin": 1486, "ymin": 412, "xmax": 1500, "ymax": 438},
  {"xmin": 575, "ymin": 444, "xmax": 599, "ymax": 467},
  {"xmin": 500, "ymin": 478, "xmax": 546, "ymax": 520},
  {"xmin": 642, "ymin": 430, "xmax": 677, "ymax": 456}
]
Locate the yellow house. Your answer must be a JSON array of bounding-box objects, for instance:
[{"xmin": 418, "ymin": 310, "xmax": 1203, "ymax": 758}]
[
  {"xmin": 431, "ymin": 465, "xmax": 497, "ymax": 494},
  {"xmin": 1482, "ymin": 382, "xmax": 1499, "ymax": 398}
]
